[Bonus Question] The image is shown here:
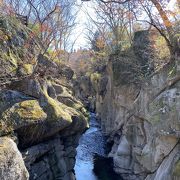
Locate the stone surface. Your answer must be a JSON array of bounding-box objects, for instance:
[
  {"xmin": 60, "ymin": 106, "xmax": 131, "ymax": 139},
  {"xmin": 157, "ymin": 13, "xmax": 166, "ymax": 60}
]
[
  {"xmin": 95, "ymin": 56, "xmax": 180, "ymax": 180},
  {"xmin": 0, "ymin": 15, "xmax": 88, "ymax": 180},
  {"xmin": 0, "ymin": 15, "xmax": 39, "ymax": 84},
  {"xmin": 73, "ymin": 75, "xmax": 96, "ymax": 110},
  {"xmin": 21, "ymin": 135, "xmax": 79, "ymax": 180},
  {"xmin": 0, "ymin": 137, "xmax": 29, "ymax": 180}
]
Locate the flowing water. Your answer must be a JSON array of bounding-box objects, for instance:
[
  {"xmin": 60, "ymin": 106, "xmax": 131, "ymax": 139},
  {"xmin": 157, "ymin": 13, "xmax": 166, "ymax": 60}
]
[{"xmin": 74, "ymin": 113, "xmax": 122, "ymax": 180}]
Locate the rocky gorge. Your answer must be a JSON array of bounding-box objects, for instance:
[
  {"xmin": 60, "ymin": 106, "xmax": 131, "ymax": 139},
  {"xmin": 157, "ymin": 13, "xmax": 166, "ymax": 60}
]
[
  {"xmin": 0, "ymin": 12, "xmax": 180, "ymax": 180},
  {"xmin": 73, "ymin": 30, "xmax": 180, "ymax": 180}
]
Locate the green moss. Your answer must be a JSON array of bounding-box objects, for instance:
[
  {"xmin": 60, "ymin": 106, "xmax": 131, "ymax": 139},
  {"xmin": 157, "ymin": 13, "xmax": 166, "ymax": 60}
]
[
  {"xmin": 57, "ymin": 96, "xmax": 75, "ymax": 107},
  {"xmin": 73, "ymin": 102, "xmax": 82, "ymax": 110},
  {"xmin": 74, "ymin": 104, "xmax": 89, "ymax": 120},
  {"xmin": 173, "ymin": 160, "xmax": 180, "ymax": 177},
  {"xmin": 90, "ymin": 72, "xmax": 101, "ymax": 86},
  {"xmin": 0, "ymin": 100, "xmax": 47, "ymax": 136},
  {"xmin": 43, "ymin": 87, "xmax": 72, "ymax": 123},
  {"xmin": 149, "ymin": 114, "xmax": 161, "ymax": 124},
  {"xmin": 9, "ymin": 50, "xmax": 18, "ymax": 67},
  {"xmin": 22, "ymin": 64, "xmax": 33, "ymax": 74},
  {"xmin": 168, "ymin": 65, "xmax": 176, "ymax": 78},
  {"xmin": 149, "ymin": 98, "xmax": 164, "ymax": 113},
  {"xmin": 0, "ymin": 49, "xmax": 18, "ymax": 73},
  {"xmin": 16, "ymin": 100, "xmax": 46, "ymax": 120},
  {"xmin": 155, "ymin": 35, "xmax": 170, "ymax": 61},
  {"xmin": 57, "ymin": 95, "xmax": 89, "ymax": 122}
]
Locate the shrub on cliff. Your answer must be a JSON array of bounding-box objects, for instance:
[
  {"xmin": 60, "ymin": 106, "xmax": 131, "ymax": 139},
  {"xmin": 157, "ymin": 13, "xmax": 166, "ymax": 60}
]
[{"xmin": 110, "ymin": 49, "xmax": 142, "ymax": 86}]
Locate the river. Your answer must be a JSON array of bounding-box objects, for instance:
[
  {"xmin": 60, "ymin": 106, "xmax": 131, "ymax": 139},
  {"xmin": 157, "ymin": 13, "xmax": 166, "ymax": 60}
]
[{"xmin": 74, "ymin": 113, "xmax": 122, "ymax": 180}]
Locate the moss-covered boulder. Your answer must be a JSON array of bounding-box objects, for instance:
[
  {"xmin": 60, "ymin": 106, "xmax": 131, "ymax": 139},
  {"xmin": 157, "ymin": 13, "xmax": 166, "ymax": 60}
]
[
  {"xmin": 42, "ymin": 85, "xmax": 88, "ymax": 132},
  {"xmin": 54, "ymin": 83, "xmax": 89, "ymax": 119},
  {"xmin": 42, "ymin": 91, "xmax": 72, "ymax": 124},
  {"xmin": 0, "ymin": 76, "xmax": 89, "ymax": 147},
  {"xmin": 0, "ymin": 95, "xmax": 85, "ymax": 147},
  {"xmin": 18, "ymin": 64, "xmax": 34, "ymax": 75},
  {"xmin": 0, "ymin": 83, "xmax": 88, "ymax": 147},
  {"xmin": 0, "ymin": 99, "xmax": 47, "ymax": 135}
]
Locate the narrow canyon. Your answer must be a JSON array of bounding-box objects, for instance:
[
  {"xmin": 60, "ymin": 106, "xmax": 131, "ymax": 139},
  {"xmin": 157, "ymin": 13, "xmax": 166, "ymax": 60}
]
[{"xmin": 0, "ymin": 1, "xmax": 179, "ymax": 180}]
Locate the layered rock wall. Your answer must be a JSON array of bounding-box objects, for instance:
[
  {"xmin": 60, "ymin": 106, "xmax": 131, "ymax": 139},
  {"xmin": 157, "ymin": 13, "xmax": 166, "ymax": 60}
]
[
  {"xmin": 95, "ymin": 56, "xmax": 180, "ymax": 180},
  {"xmin": 93, "ymin": 30, "xmax": 180, "ymax": 180}
]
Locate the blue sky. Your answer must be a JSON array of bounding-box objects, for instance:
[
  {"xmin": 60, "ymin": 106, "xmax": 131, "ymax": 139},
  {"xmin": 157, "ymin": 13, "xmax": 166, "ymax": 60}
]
[{"xmin": 72, "ymin": 0, "xmax": 95, "ymax": 50}]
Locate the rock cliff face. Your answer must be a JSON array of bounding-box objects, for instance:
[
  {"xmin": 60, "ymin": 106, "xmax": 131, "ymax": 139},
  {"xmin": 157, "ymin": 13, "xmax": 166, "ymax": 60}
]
[
  {"xmin": 95, "ymin": 52, "xmax": 180, "ymax": 179},
  {"xmin": 73, "ymin": 75, "xmax": 96, "ymax": 112},
  {"xmin": 0, "ymin": 16, "xmax": 88, "ymax": 180}
]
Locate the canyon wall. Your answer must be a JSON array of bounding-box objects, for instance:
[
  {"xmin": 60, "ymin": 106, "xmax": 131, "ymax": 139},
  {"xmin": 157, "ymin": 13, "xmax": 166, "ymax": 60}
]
[
  {"xmin": 95, "ymin": 46, "xmax": 180, "ymax": 179},
  {"xmin": 0, "ymin": 16, "xmax": 88, "ymax": 180}
]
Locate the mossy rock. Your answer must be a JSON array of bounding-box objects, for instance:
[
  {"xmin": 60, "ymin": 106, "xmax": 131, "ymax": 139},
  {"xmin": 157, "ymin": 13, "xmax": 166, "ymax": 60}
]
[
  {"xmin": 53, "ymin": 82, "xmax": 89, "ymax": 119},
  {"xmin": 91, "ymin": 72, "xmax": 102, "ymax": 84},
  {"xmin": 57, "ymin": 96, "xmax": 74, "ymax": 107},
  {"xmin": 0, "ymin": 100, "xmax": 47, "ymax": 136},
  {"xmin": 17, "ymin": 100, "xmax": 47, "ymax": 121},
  {"xmin": 57, "ymin": 95, "xmax": 89, "ymax": 121},
  {"xmin": 149, "ymin": 114, "xmax": 161, "ymax": 124},
  {"xmin": 57, "ymin": 96, "xmax": 81, "ymax": 110},
  {"xmin": 43, "ymin": 91, "xmax": 72, "ymax": 124},
  {"xmin": 0, "ymin": 15, "xmax": 39, "ymax": 80},
  {"xmin": 173, "ymin": 160, "xmax": 180, "ymax": 177},
  {"xmin": 20, "ymin": 64, "xmax": 34, "ymax": 75}
]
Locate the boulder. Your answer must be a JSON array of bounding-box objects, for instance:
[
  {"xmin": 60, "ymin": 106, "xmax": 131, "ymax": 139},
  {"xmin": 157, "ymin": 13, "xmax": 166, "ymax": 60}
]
[
  {"xmin": 0, "ymin": 137, "xmax": 29, "ymax": 180},
  {"xmin": 0, "ymin": 86, "xmax": 88, "ymax": 147}
]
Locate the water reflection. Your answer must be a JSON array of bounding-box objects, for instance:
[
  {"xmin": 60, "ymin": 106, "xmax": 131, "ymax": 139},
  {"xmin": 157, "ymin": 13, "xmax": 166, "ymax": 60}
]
[
  {"xmin": 74, "ymin": 113, "xmax": 105, "ymax": 180},
  {"xmin": 75, "ymin": 113, "xmax": 122, "ymax": 180}
]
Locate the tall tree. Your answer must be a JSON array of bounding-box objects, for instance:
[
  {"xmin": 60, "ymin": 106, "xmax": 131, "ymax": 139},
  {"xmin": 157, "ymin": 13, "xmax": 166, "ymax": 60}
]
[{"xmin": 96, "ymin": 0, "xmax": 179, "ymax": 59}]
